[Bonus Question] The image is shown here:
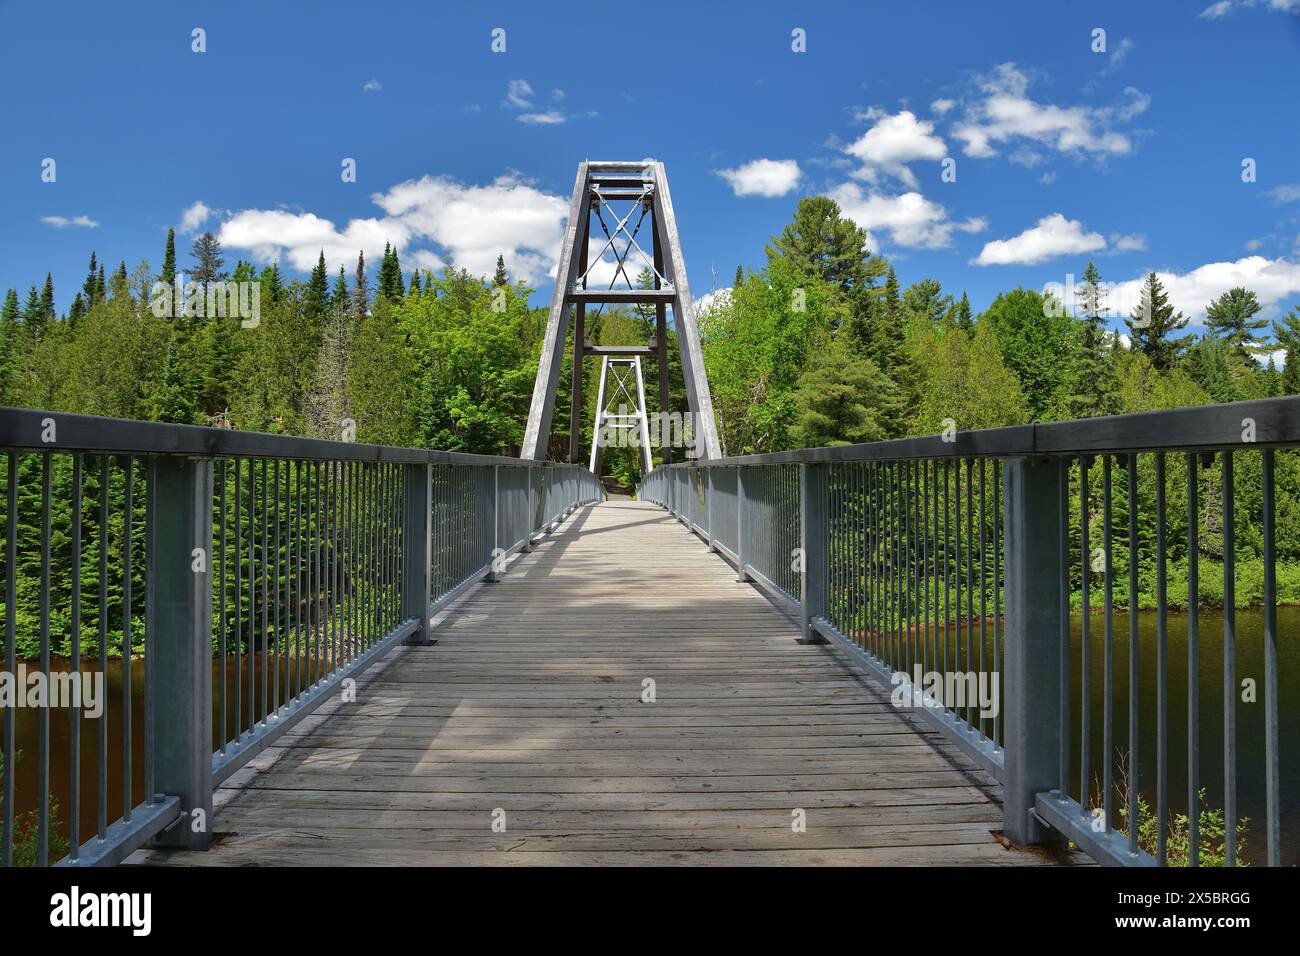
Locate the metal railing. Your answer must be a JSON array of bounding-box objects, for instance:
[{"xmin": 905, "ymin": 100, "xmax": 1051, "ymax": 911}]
[
  {"xmin": 0, "ymin": 406, "xmax": 603, "ymax": 866},
  {"xmin": 639, "ymin": 396, "xmax": 1300, "ymax": 867}
]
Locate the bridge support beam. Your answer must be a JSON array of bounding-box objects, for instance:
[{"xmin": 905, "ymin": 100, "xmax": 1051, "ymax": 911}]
[
  {"xmin": 147, "ymin": 457, "xmax": 214, "ymax": 851},
  {"xmin": 797, "ymin": 462, "xmax": 829, "ymax": 645},
  {"xmin": 1002, "ymin": 457, "xmax": 1066, "ymax": 846}
]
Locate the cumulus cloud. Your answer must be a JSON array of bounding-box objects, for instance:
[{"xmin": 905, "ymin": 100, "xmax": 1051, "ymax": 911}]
[
  {"xmin": 218, "ymin": 172, "xmax": 568, "ymax": 285},
  {"xmin": 973, "ymin": 213, "xmax": 1106, "ymax": 265},
  {"xmin": 179, "ymin": 201, "xmax": 212, "ymax": 235},
  {"xmin": 931, "ymin": 98, "xmax": 957, "ymax": 116},
  {"xmin": 40, "ymin": 214, "xmax": 98, "ymax": 229},
  {"xmin": 1053, "ymin": 257, "xmax": 1300, "ymax": 326},
  {"xmin": 950, "ymin": 63, "xmax": 1149, "ymax": 161},
  {"xmin": 362, "ymin": 78, "xmax": 382, "ymax": 93},
  {"xmin": 828, "ymin": 183, "xmax": 986, "ymax": 250},
  {"xmin": 1106, "ymin": 256, "xmax": 1300, "ymax": 325},
  {"xmin": 843, "ymin": 110, "xmax": 947, "ymax": 188},
  {"xmin": 716, "ymin": 158, "xmax": 802, "ymax": 197}
]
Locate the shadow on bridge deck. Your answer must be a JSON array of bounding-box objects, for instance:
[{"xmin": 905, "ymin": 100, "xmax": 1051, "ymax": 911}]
[{"xmin": 131, "ymin": 499, "xmax": 1088, "ymax": 866}]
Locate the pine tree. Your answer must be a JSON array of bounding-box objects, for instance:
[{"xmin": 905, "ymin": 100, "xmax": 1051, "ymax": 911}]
[
  {"xmin": 1273, "ymin": 308, "xmax": 1300, "ymax": 396},
  {"xmin": 38, "ymin": 273, "xmax": 55, "ymax": 323},
  {"xmin": 331, "ymin": 266, "xmax": 348, "ymax": 314},
  {"xmin": 956, "ymin": 292, "xmax": 973, "ymax": 332},
  {"xmin": 305, "ymin": 251, "xmax": 330, "ymax": 320},
  {"xmin": 1062, "ymin": 261, "xmax": 1113, "ymax": 418},
  {"xmin": 493, "ymin": 254, "xmax": 509, "ymax": 287},
  {"xmin": 872, "ymin": 266, "xmax": 904, "ymax": 372},
  {"xmin": 110, "ymin": 261, "xmax": 128, "ymax": 299},
  {"xmin": 21, "ymin": 284, "xmax": 45, "ymax": 341},
  {"xmin": 1205, "ymin": 286, "xmax": 1267, "ymax": 358},
  {"xmin": 161, "ymin": 227, "xmax": 177, "ymax": 283},
  {"xmin": 68, "ymin": 293, "xmax": 86, "ymax": 327},
  {"xmin": 82, "ymin": 252, "xmax": 99, "ymax": 307},
  {"xmin": 261, "ymin": 262, "xmax": 284, "ymax": 306},
  {"xmin": 734, "ymin": 265, "xmax": 744, "ymax": 289},
  {"xmin": 408, "ymin": 270, "xmax": 422, "ymax": 296},
  {"xmin": 189, "ymin": 232, "xmax": 227, "ymax": 286},
  {"xmin": 378, "ymin": 242, "xmax": 404, "ymax": 301},
  {"xmin": 1125, "ymin": 272, "xmax": 1189, "ymax": 371},
  {"xmin": 352, "ymin": 251, "xmax": 369, "ymax": 318},
  {"xmin": 0, "ymin": 288, "xmax": 21, "ymax": 402},
  {"xmin": 96, "ymin": 264, "xmax": 106, "ymax": 302}
]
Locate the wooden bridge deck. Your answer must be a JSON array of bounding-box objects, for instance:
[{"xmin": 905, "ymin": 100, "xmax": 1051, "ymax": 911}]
[{"xmin": 134, "ymin": 499, "xmax": 1082, "ymax": 866}]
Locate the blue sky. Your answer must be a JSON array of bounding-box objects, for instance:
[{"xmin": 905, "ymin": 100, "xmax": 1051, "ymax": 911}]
[{"xmin": 3, "ymin": 0, "xmax": 1299, "ymax": 334}]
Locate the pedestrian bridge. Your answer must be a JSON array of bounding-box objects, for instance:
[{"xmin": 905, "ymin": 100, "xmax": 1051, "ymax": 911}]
[{"xmin": 2, "ymin": 395, "xmax": 1296, "ymax": 868}]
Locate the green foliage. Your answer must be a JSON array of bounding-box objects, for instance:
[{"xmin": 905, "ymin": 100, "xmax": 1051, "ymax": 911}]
[
  {"xmin": 910, "ymin": 319, "xmax": 1029, "ymax": 433},
  {"xmin": 0, "ymin": 750, "xmax": 72, "ymax": 866},
  {"xmin": 981, "ymin": 287, "xmax": 1070, "ymax": 419},
  {"xmin": 791, "ymin": 338, "xmax": 900, "ymax": 447}
]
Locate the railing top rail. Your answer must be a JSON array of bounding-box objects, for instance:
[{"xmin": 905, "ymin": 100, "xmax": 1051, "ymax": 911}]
[
  {"xmin": 651, "ymin": 396, "xmax": 1300, "ymax": 469},
  {"xmin": 0, "ymin": 406, "xmax": 582, "ymax": 468}
]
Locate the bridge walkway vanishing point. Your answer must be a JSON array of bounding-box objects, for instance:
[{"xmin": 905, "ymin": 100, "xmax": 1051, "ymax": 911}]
[{"xmin": 131, "ymin": 498, "xmax": 1084, "ymax": 866}]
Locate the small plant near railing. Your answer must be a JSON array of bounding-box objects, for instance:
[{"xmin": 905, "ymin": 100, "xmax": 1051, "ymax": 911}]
[
  {"xmin": 1086, "ymin": 757, "xmax": 1249, "ymax": 866},
  {"xmin": 0, "ymin": 749, "xmax": 71, "ymax": 867}
]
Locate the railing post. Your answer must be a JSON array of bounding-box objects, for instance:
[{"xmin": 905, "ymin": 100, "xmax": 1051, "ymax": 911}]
[
  {"xmin": 488, "ymin": 464, "xmax": 502, "ymax": 582},
  {"xmin": 147, "ymin": 456, "xmax": 213, "ymax": 850},
  {"xmin": 797, "ymin": 462, "xmax": 829, "ymax": 645},
  {"xmin": 1002, "ymin": 456, "xmax": 1066, "ymax": 846},
  {"xmin": 706, "ymin": 466, "xmax": 716, "ymax": 552},
  {"xmin": 736, "ymin": 465, "xmax": 750, "ymax": 582},
  {"xmin": 402, "ymin": 463, "xmax": 436, "ymax": 645},
  {"xmin": 523, "ymin": 466, "xmax": 534, "ymax": 551}
]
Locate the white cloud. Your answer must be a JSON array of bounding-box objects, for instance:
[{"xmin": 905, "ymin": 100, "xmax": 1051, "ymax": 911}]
[
  {"xmin": 1199, "ymin": 1, "xmax": 1299, "ymax": 19},
  {"xmin": 362, "ymin": 78, "xmax": 382, "ymax": 93},
  {"xmin": 1039, "ymin": 171, "xmax": 1056, "ymax": 185},
  {"xmin": 1268, "ymin": 183, "xmax": 1300, "ymax": 203},
  {"xmin": 843, "ymin": 110, "xmax": 947, "ymax": 188},
  {"xmin": 179, "ymin": 201, "xmax": 212, "ymax": 235},
  {"xmin": 950, "ymin": 63, "xmax": 1148, "ymax": 161},
  {"xmin": 503, "ymin": 80, "xmax": 587, "ymax": 125},
  {"xmin": 716, "ymin": 158, "xmax": 802, "ymax": 197},
  {"xmin": 518, "ymin": 111, "xmax": 565, "ymax": 125},
  {"xmin": 40, "ymin": 214, "xmax": 98, "ymax": 229},
  {"xmin": 505, "ymin": 79, "xmax": 534, "ymax": 109},
  {"xmin": 828, "ymin": 183, "xmax": 985, "ymax": 250},
  {"xmin": 973, "ymin": 213, "xmax": 1106, "ymax": 265},
  {"xmin": 931, "ymin": 98, "xmax": 957, "ymax": 116},
  {"xmin": 1105, "ymin": 256, "xmax": 1300, "ymax": 325},
  {"xmin": 1109, "ymin": 232, "xmax": 1148, "ymax": 253},
  {"xmin": 219, "ymin": 172, "xmax": 568, "ymax": 285}
]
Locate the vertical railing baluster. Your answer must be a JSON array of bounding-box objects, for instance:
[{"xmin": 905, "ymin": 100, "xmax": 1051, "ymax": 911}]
[
  {"xmin": 1262, "ymin": 448, "xmax": 1279, "ymax": 867},
  {"xmin": 1223, "ymin": 451, "xmax": 1237, "ymax": 867}
]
